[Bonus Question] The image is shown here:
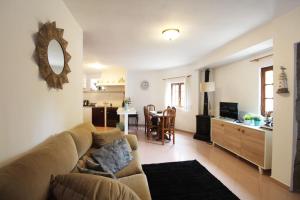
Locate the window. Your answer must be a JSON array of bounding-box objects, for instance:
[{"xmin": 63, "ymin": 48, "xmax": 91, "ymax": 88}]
[
  {"xmin": 171, "ymin": 82, "xmax": 185, "ymax": 107},
  {"xmin": 261, "ymin": 66, "xmax": 273, "ymax": 115}
]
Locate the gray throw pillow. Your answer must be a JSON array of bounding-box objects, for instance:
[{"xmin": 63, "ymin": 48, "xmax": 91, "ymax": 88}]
[{"xmin": 92, "ymin": 138, "xmax": 133, "ymax": 174}]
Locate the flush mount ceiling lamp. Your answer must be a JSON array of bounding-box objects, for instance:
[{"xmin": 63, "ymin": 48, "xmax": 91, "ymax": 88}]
[{"xmin": 162, "ymin": 29, "xmax": 180, "ymax": 40}]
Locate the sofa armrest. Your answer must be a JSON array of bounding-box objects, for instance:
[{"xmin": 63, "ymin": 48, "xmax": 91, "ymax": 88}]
[{"xmin": 125, "ymin": 135, "xmax": 138, "ymax": 151}]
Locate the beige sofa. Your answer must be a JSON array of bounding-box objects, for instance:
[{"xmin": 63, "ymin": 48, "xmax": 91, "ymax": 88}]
[{"xmin": 0, "ymin": 123, "xmax": 151, "ymax": 200}]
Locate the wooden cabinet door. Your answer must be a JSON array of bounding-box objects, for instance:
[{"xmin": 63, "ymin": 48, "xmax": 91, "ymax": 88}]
[
  {"xmin": 92, "ymin": 107, "xmax": 105, "ymax": 126},
  {"xmin": 223, "ymin": 123, "xmax": 242, "ymax": 154},
  {"xmin": 240, "ymin": 127, "xmax": 265, "ymax": 166},
  {"xmin": 106, "ymin": 107, "xmax": 120, "ymax": 127},
  {"xmin": 211, "ymin": 120, "xmax": 225, "ymax": 145}
]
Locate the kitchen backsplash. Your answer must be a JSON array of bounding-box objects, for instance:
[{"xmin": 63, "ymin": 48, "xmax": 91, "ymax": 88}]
[{"xmin": 83, "ymin": 92, "xmax": 124, "ymax": 107}]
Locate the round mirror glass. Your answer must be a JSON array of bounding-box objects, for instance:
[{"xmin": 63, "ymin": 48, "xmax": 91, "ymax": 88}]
[{"xmin": 48, "ymin": 39, "xmax": 64, "ymax": 74}]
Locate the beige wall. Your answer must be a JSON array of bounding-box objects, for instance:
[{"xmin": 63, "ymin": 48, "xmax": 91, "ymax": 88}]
[
  {"xmin": 214, "ymin": 52, "xmax": 273, "ymax": 116},
  {"xmin": 0, "ymin": 0, "xmax": 83, "ymax": 166}
]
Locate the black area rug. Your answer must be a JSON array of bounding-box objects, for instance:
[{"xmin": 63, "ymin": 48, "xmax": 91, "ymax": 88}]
[{"xmin": 142, "ymin": 160, "xmax": 239, "ymax": 200}]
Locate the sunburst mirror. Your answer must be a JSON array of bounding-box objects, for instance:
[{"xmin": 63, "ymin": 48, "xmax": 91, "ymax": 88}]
[{"xmin": 36, "ymin": 21, "xmax": 71, "ymax": 89}]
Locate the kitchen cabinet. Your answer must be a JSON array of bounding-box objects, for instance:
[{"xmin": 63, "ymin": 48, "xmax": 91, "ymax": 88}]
[
  {"xmin": 92, "ymin": 107, "xmax": 105, "ymax": 126},
  {"xmin": 106, "ymin": 107, "xmax": 119, "ymax": 127}
]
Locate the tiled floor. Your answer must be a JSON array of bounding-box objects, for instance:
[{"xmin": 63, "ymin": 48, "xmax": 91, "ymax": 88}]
[{"xmin": 128, "ymin": 127, "xmax": 300, "ymax": 200}]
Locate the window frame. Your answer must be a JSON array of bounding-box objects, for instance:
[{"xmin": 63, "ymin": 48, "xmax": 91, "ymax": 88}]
[
  {"xmin": 171, "ymin": 82, "xmax": 184, "ymax": 108},
  {"xmin": 261, "ymin": 66, "xmax": 274, "ymax": 116}
]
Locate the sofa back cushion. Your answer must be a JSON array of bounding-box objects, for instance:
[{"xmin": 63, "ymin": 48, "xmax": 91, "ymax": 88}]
[
  {"xmin": 68, "ymin": 122, "xmax": 95, "ymax": 158},
  {"xmin": 0, "ymin": 132, "xmax": 78, "ymax": 200}
]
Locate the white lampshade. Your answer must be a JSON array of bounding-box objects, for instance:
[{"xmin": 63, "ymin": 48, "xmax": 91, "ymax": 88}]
[{"xmin": 200, "ymin": 82, "xmax": 215, "ymax": 92}]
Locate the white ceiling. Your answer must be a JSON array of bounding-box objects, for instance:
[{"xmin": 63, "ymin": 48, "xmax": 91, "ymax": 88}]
[{"xmin": 63, "ymin": 0, "xmax": 300, "ymax": 71}]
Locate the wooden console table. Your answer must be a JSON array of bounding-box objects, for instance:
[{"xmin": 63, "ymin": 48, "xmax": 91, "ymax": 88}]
[{"xmin": 211, "ymin": 118, "xmax": 272, "ymax": 174}]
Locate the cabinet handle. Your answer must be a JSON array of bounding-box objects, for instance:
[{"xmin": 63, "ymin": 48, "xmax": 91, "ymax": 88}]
[
  {"xmin": 237, "ymin": 128, "xmax": 240, "ymax": 131},
  {"xmin": 241, "ymin": 130, "xmax": 245, "ymax": 133}
]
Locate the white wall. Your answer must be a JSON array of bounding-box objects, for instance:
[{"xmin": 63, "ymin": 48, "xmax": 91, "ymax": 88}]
[
  {"xmin": 126, "ymin": 70, "xmax": 165, "ymax": 126},
  {"xmin": 0, "ymin": 0, "xmax": 83, "ymax": 166},
  {"xmin": 126, "ymin": 64, "xmax": 199, "ymax": 133},
  {"xmin": 271, "ymin": 7, "xmax": 300, "ymax": 187},
  {"xmin": 196, "ymin": 6, "xmax": 300, "ymax": 187},
  {"xmin": 214, "ymin": 52, "xmax": 273, "ymax": 116}
]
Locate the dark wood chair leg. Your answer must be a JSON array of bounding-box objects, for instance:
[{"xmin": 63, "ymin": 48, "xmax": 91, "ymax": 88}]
[
  {"xmin": 162, "ymin": 128, "xmax": 165, "ymax": 145},
  {"xmin": 173, "ymin": 130, "xmax": 175, "ymax": 144}
]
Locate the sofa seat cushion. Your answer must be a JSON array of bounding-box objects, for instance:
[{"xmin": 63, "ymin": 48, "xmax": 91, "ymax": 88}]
[
  {"xmin": 115, "ymin": 150, "xmax": 143, "ymax": 178},
  {"xmin": 50, "ymin": 173, "xmax": 141, "ymax": 200},
  {"xmin": 0, "ymin": 132, "xmax": 78, "ymax": 200},
  {"xmin": 68, "ymin": 123, "xmax": 96, "ymax": 158},
  {"xmin": 119, "ymin": 174, "xmax": 152, "ymax": 200}
]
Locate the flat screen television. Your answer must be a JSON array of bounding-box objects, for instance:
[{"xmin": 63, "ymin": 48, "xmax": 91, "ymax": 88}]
[{"xmin": 220, "ymin": 102, "xmax": 239, "ymax": 120}]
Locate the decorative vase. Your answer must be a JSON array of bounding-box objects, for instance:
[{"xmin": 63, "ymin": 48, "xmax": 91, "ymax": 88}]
[{"xmin": 124, "ymin": 103, "xmax": 129, "ymax": 111}]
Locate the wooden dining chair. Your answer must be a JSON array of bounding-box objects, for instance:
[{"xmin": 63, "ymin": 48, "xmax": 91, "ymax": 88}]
[
  {"xmin": 144, "ymin": 108, "xmax": 158, "ymax": 139},
  {"xmin": 143, "ymin": 106, "xmax": 148, "ymax": 134},
  {"xmin": 160, "ymin": 108, "xmax": 176, "ymax": 145},
  {"xmin": 147, "ymin": 104, "xmax": 155, "ymax": 111}
]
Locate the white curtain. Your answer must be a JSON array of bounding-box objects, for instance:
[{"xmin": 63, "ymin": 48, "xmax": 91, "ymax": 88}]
[{"xmin": 184, "ymin": 76, "xmax": 191, "ymax": 112}]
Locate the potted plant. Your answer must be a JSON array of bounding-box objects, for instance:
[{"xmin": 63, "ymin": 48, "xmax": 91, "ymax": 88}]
[
  {"xmin": 123, "ymin": 97, "xmax": 131, "ymax": 110},
  {"xmin": 243, "ymin": 114, "xmax": 253, "ymax": 125},
  {"xmin": 253, "ymin": 115, "xmax": 262, "ymax": 126}
]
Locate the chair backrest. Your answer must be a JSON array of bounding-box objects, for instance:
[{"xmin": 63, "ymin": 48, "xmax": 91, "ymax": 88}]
[
  {"xmin": 143, "ymin": 106, "xmax": 147, "ymax": 118},
  {"xmin": 147, "ymin": 104, "xmax": 155, "ymax": 111},
  {"xmin": 162, "ymin": 108, "xmax": 176, "ymax": 130},
  {"xmin": 144, "ymin": 106, "xmax": 152, "ymax": 124}
]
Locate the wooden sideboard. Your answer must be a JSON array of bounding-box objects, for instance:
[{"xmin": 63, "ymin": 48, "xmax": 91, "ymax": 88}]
[{"xmin": 211, "ymin": 118, "xmax": 272, "ymax": 173}]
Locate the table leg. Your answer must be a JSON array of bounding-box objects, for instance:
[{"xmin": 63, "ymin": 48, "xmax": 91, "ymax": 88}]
[{"xmin": 124, "ymin": 114, "xmax": 129, "ymax": 135}]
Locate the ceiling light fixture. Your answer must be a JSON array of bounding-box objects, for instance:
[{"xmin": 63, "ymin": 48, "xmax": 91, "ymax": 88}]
[{"xmin": 162, "ymin": 29, "xmax": 180, "ymax": 40}]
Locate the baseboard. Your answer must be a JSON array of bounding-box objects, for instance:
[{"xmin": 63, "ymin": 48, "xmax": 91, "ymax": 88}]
[
  {"xmin": 270, "ymin": 176, "xmax": 290, "ymax": 191},
  {"xmin": 133, "ymin": 125, "xmax": 194, "ymax": 134},
  {"xmin": 175, "ymin": 128, "xmax": 194, "ymax": 134}
]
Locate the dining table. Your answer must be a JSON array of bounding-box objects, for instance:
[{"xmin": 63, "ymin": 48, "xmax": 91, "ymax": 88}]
[{"xmin": 149, "ymin": 110, "xmax": 163, "ymax": 118}]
